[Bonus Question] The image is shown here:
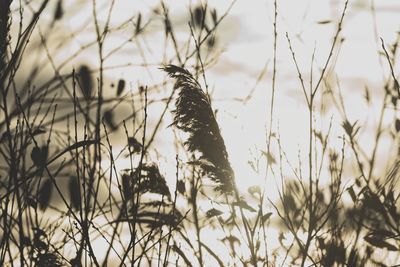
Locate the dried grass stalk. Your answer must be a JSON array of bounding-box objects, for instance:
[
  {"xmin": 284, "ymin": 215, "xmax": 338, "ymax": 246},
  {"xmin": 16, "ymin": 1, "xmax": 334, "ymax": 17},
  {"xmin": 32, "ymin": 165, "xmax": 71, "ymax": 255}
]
[{"xmin": 163, "ymin": 65, "xmax": 234, "ymax": 193}]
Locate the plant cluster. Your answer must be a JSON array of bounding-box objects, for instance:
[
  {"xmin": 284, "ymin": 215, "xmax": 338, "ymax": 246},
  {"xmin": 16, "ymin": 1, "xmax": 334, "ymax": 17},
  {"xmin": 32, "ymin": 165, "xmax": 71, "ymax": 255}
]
[{"xmin": 0, "ymin": 0, "xmax": 400, "ymax": 266}]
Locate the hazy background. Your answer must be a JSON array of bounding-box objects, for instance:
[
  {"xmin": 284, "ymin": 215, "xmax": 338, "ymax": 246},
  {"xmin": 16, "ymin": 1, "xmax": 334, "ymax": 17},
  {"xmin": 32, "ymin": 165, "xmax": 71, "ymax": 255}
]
[
  {"xmin": 8, "ymin": 0, "xmax": 400, "ymax": 264},
  {"xmin": 17, "ymin": 0, "xmax": 399, "ymax": 188}
]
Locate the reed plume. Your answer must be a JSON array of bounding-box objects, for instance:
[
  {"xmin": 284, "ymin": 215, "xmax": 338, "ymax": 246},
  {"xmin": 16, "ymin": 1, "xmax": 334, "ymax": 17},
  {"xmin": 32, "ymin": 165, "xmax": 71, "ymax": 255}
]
[{"xmin": 163, "ymin": 65, "xmax": 235, "ymax": 193}]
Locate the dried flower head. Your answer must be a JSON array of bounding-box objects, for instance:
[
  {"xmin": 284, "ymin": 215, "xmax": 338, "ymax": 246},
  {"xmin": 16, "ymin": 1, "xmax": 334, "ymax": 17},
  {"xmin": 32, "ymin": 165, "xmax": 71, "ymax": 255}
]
[{"xmin": 163, "ymin": 65, "xmax": 235, "ymax": 193}]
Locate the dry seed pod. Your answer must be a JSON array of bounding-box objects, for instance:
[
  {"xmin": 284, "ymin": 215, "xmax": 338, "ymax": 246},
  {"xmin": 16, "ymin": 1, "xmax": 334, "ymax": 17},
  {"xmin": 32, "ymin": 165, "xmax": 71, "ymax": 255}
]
[
  {"xmin": 164, "ymin": 18, "xmax": 171, "ymax": 37},
  {"xmin": 78, "ymin": 65, "xmax": 92, "ymax": 101},
  {"xmin": 211, "ymin": 9, "xmax": 218, "ymax": 25},
  {"xmin": 193, "ymin": 6, "xmax": 205, "ymax": 28},
  {"xmin": 31, "ymin": 146, "xmax": 48, "ymax": 168},
  {"xmin": 116, "ymin": 79, "xmax": 125, "ymax": 96},
  {"xmin": 395, "ymin": 119, "xmax": 400, "ymax": 133},
  {"xmin": 121, "ymin": 173, "xmax": 133, "ymax": 201},
  {"xmin": 206, "ymin": 208, "xmax": 223, "ymax": 218},
  {"xmin": 127, "ymin": 137, "xmax": 142, "ymax": 153},
  {"xmin": 176, "ymin": 180, "xmax": 185, "ymax": 195},
  {"xmin": 68, "ymin": 176, "xmax": 81, "ymax": 210},
  {"xmin": 53, "ymin": 0, "xmax": 63, "ymax": 21},
  {"xmin": 135, "ymin": 13, "xmax": 142, "ymax": 34},
  {"xmin": 207, "ymin": 35, "xmax": 216, "ymax": 48},
  {"xmin": 104, "ymin": 110, "xmax": 118, "ymax": 130},
  {"xmin": 391, "ymin": 96, "xmax": 398, "ymax": 107},
  {"xmin": 38, "ymin": 179, "xmax": 53, "ymax": 210}
]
